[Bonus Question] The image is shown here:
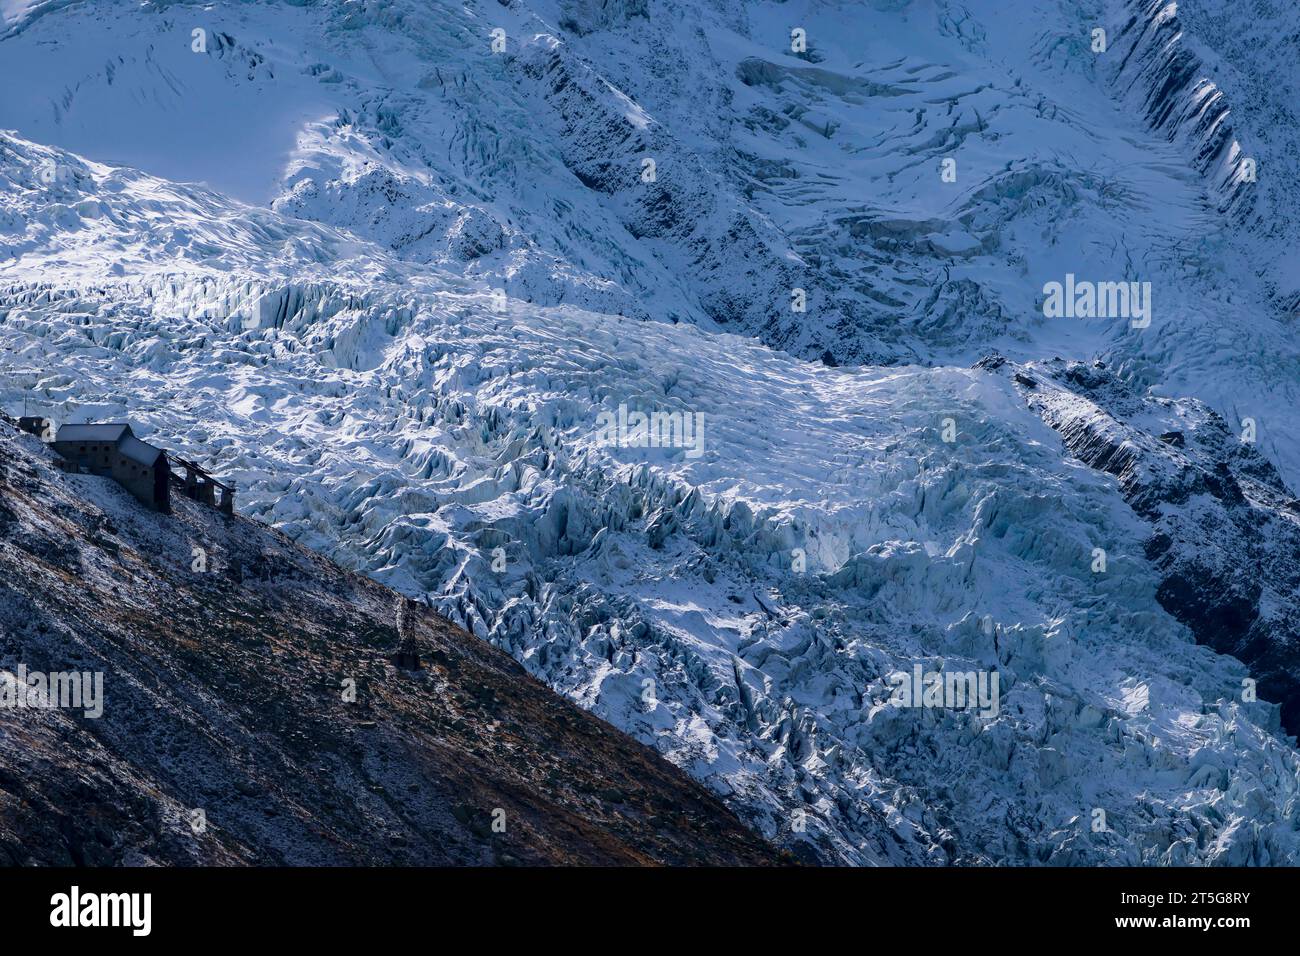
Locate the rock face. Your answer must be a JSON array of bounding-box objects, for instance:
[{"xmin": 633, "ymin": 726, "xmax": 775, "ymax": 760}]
[
  {"xmin": 0, "ymin": 420, "xmax": 782, "ymax": 866},
  {"xmin": 991, "ymin": 356, "xmax": 1300, "ymax": 736}
]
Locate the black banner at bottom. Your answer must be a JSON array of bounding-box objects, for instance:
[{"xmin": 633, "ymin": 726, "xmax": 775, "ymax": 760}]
[{"xmin": 0, "ymin": 865, "xmax": 1281, "ymax": 941}]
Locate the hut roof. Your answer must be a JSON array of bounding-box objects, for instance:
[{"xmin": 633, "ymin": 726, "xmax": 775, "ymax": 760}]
[
  {"xmin": 53, "ymin": 423, "xmax": 166, "ymax": 466},
  {"xmin": 119, "ymin": 435, "xmax": 166, "ymax": 467},
  {"xmin": 55, "ymin": 423, "xmax": 133, "ymax": 443}
]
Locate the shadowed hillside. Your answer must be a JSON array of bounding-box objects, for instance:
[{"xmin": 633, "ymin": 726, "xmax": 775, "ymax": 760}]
[{"xmin": 0, "ymin": 418, "xmax": 783, "ymax": 866}]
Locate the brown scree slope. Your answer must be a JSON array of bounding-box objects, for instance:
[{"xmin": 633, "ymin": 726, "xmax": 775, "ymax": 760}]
[{"xmin": 0, "ymin": 419, "xmax": 784, "ymax": 865}]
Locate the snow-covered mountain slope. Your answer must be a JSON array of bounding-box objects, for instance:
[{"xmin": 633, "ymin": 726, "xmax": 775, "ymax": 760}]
[
  {"xmin": 3, "ymin": 0, "xmax": 1300, "ymax": 866},
  {"xmin": 4, "ymin": 0, "xmax": 1298, "ymax": 477}
]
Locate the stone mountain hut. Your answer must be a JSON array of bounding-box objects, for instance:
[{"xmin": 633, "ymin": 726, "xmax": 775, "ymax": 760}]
[{"xmin": 51, "ymin": 423, "xmax": 171, "ymax": 513}]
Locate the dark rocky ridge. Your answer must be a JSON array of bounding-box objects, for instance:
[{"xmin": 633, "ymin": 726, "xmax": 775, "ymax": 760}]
[
  {"xmin": 0, "ymin": 418, "xmax": 784, "ymax": 866},
  {"xmin": 986, "ymin": 356, "xmax": 1300, "ymax": 736}
]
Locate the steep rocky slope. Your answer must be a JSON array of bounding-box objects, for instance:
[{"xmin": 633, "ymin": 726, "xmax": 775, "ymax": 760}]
[{"xmin": 0, "ymin": 418, "xmax": 782, "ymax": 865}]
